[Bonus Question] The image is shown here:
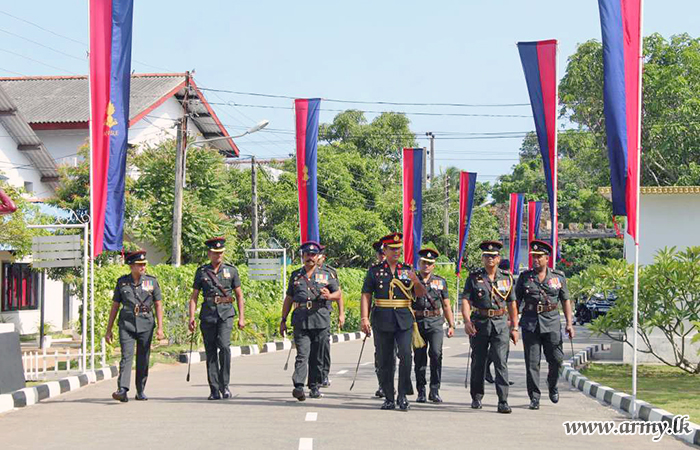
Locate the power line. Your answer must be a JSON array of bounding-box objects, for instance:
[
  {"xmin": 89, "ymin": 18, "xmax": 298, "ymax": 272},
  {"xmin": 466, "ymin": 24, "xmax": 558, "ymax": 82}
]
[
  {"xmin": 197, "ymin": 86, "xmax": 530, "ymax": 108},
  {"xmin": 0, "ymin": 47, "xmax": 79, "ymax": 75},
  {"xmin": 0, "ymin": 27, "xmax": 86, "ymax": 62}
]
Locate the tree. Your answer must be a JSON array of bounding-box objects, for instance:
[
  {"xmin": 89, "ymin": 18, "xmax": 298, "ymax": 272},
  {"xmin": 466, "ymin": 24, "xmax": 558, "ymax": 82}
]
[
  {"xmin": 570, "ymin": 247, "xmax": 700, "ymax": 374},
  {"xmin": 0, "ymin": 183, "xmax": 43, "ymax": 257}
]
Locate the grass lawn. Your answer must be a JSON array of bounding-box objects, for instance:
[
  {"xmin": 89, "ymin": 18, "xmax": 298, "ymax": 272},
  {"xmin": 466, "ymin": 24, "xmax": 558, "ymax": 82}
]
[{"xmin": 581, "ymin": 363, "xmax": 700, "ymax": 424}]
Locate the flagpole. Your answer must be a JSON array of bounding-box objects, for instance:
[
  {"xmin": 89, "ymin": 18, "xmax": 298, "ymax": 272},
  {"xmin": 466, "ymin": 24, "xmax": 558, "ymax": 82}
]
[
  {"xmin": 86, "ymin": 0, "xmax": 93, "ymax": 374},
  {"xmin": 552, "ymin": 42, "xmax": 559, "ymax": 271},
  {"xmin": 631, "ymin": 0, "xmax": 644, "ymax": 420}
]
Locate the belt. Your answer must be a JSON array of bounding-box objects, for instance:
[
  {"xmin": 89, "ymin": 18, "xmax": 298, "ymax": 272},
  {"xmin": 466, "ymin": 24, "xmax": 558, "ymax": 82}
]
[
  {"xmin": 374, "ymin": 299, "xmax": 411, "ymax": 308},
  {"xmin": 133, "ymin": 304, "xmax": 151, "ymax": 315},
  {"xmin": 206, "ymin": 296, "xmax": 234, "ymax": 305},
  {"xmin": 523, "ymin": 303, "xmax": 558, "ymax": 313},
  {"xmin": 295, "ymin": 300, "xmax": 326, "ymax": 310},
  {"xmin": 415, "ymin": 309, "xmax": 442, "ymax": 318},
  {"xmin": 472, "ymin": 308, "xmax": 507, "ymax": 318}
]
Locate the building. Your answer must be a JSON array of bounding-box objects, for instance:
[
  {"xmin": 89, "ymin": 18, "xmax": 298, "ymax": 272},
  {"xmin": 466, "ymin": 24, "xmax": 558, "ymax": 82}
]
[{"xmin": 0, "ymin": 73, "xmax": 238, "ymax": 335}]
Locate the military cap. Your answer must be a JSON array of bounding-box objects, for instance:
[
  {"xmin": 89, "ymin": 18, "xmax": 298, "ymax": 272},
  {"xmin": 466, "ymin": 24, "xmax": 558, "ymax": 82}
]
[
  {"xmin": 530, "ymin": 239, "xmax": 552, "ymax": 256},
  {"xmin": 125, "ymin": 250, "xmax": 147, "ymax": 265},
  {"xmin": 300, "ymin": 241, "xmax": 322, "ymax": 254},
  {"xmin": 480, "ymin": 240, "xmax": 503, "ymax": 255},
  {"xmin": 418, "ymin": 248, "xmax": 440, "ymax": 263},
  {"xmin": 205, "ymin": 236, "xmax": 226, "ymax": 252},
  {"xmin": 380, "ymin": 232, "xmax": 403, "ymax": 249}
]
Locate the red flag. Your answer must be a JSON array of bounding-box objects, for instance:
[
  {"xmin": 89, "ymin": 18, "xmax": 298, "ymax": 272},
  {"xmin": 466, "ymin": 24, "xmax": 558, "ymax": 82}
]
[{"xmin": 402, "ymin": 148, "xmax": 424, "ymax": 268}]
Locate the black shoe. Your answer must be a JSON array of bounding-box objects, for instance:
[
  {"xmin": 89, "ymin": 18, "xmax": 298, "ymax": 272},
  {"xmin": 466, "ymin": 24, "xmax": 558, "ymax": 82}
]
[
  {"xmin": 375, "ymin": 387, "xmax": 385, "ymax": 398},
  {"xmin": 484, "ymin": 372, "xmax": 495, "ymax": 384},
  {"xmin": 508, "ymin": 381, "xmax": 515, "ymax": 386},
  {"xmin": 321, "ymin": 378, "xmax": 331, "ymax": 388},
  {"xmin": 397, "ymin": 395, "xmax": 410, "ymax": 411},
  {"xmin": 135, "ymin": 392, "xmax": 148, "ymax": 401},
  {"xmin": 380, "ymin": 399, "xmax": 395, "ymax": 410},
  {"xmin": 292, "ymin": 387, "xmax": 306, "ymax": 401},
  {"xmin": 208, "ymin": 389, "xmax": 221, "ymax": 400},
  {"xmin": 471, "ymin": 397, "xmax": 482, "ymax": 409},
  {"xmin": 221, "ymin": 386, "xmax": 232, "ymax": 399},
  {"xmin": 529, "ymin": 398, "xmax": 540, "ymax": 410},
  {"xmin": 497, "ymin": 401, "xmax": 512, "ymax": 414},
  {"xmin": 416, "ymin": 387, "xmax": 427, "ymax": 403},
  {"xmin": 428, "ymin": 389, "xmax": 443, "ymax": 403},
  {"xmin": 549, "ymin": 388, "xmax": 559, "ymax": 404},
  {"xmin": 309, "ymin": 387, "xmax": 323, "ymax": 399},
  {"xmin": 112, "ymin": 388, "xmax": 128, "ymax": 403}
]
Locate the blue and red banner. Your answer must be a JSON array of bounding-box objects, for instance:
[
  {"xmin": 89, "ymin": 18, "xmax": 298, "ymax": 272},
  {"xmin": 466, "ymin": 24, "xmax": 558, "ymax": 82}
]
[
  {"xmin": 295, "ymin": 98, "xmax": 321, "ymax": 243},
  {"xmin": 509, "ymin": 193, "xmax": 525, "ymax": 274},
  {"xmin": 456, "ymin": 171, "xmax": 477, "ymax": 276},
  {"xmin": 89, "ymin": 0, "xmax": 133, "ymax": 257},
  {"xmin": 517, "ymin": 39, "xmax": 559, "ymax": 268},
  {"xmin": 528, "ymin": 200, "xmax": 544, "ymax": 268},
  {"xmin": 599, "ymin": 0, "xmax": 642, "ymax": 243},
  {"xmin": 402, "ymin": 148, "xmax": 424, "ymax": 268}
]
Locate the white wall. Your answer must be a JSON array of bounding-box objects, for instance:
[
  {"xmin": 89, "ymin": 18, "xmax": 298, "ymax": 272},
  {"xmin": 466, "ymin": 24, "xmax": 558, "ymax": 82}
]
[
  {"xmin": 0, "ymin": 122, "xmax": 52, "ymax": 199},
  {"xmin": 34, "ymin": 129, "xmax": 88, "ymax": 167},
  {"xmin": 624, "ymin": 193, "xmax": 700, "ymax": 265}
]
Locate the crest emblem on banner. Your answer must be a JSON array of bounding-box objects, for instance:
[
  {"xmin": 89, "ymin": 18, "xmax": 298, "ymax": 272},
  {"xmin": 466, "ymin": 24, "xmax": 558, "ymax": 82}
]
[{"xmin": 105, "ymin": 101, "xmax": 118, "ymax": 136}]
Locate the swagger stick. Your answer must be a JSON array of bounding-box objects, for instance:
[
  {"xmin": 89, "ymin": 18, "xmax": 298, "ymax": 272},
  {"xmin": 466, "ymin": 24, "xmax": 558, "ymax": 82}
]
[
  {"xmin": 186, "ymin": 329, "xmax": 196, "ymax": 382},
  {"xmin": 349, "ymin": 335, "xmax": 368, "ymax": 391}
]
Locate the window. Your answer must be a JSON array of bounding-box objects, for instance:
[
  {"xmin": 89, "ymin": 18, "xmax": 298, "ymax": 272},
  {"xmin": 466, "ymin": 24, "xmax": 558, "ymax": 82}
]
[
  {"xmin": 1, "ymin": 263, "xmax": 40, "ymax": 311},
  {"xmin": 23, "ymin": 181, "xmax": 33, "ymax": 194}
]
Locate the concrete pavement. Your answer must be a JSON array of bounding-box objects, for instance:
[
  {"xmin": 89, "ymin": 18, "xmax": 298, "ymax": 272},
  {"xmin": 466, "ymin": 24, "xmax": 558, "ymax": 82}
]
[{"xmin": 0, "ymin": 326, "xmax": 690, "ymax": 449}]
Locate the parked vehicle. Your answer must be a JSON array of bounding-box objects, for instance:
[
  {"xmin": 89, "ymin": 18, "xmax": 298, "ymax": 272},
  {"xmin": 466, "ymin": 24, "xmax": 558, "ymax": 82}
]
[{"xmin": 574, "ymin": 292, "xmax": 617, "ymax": 325}]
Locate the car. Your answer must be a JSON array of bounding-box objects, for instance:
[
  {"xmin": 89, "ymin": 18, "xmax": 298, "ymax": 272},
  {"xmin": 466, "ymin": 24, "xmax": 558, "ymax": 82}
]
[{"xmin": 574, "ymin": 292, "xmax": 617, "ymax": 325}]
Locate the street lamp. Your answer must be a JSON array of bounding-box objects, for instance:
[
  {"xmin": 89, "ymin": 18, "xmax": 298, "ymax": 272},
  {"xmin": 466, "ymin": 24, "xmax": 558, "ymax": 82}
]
[{"xmin": 171, "ymin": 119, "xmax": 270, "ymax": 266}]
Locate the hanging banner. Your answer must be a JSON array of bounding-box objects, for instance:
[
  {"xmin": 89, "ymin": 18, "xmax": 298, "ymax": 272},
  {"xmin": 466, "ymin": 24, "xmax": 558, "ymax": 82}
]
[
  {"xmin": 528, "ymin": 200, "xmax": 544, "ymax": 268},
  {"xmin": 294, "ymin": 98, "xmax": 321, "ymax": 243},
  {"xmin": 402, "ymin": 148, "xmax": 424, "ymax": 268},
  {"xmin": 509, "ymin": 193, "xmax": 525, "ymax": 274},
  {"xmin": 517, "ymin": 39, "xmax": 559, "ymax": 268},
  {"xmin": 456, "ymin": 171, "xmax": 477, "ymax": 276},
  {"xmin": 89, "ymin": 0, "xmax": 134, "ymax": 256},
  {"xmin": 598, "ymin": 0, "xmax": 642, "ymax": 243}
]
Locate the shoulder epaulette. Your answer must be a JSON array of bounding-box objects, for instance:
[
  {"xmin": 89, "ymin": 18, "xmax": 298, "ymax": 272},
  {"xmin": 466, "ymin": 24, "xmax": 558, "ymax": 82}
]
[{"xmin": 552, "ymin": 269, "xmax": 566, "ymax": 276}]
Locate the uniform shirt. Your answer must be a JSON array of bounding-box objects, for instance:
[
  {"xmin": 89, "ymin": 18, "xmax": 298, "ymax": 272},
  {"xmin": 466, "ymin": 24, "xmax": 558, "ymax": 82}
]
[
  {"xmin": 113, "ymin": 273, "xmax": 162, "ymax": 333},
  {"xmin": 413, "ymin": 273, "xmax": 448, "ymax": 329},
  {"xmin": 286, "ymin": 265, "xmax": 339, "ymax": 330},
  {"xmin": 361, "ymin": 261, "xmax": 415, "ymax": 332},
  {"xmin": 461, "ymin": 268, "xmax": 516, "ymax": 320},
  {"xmin": 319, "ymin": 263, "xmax": 339, "ymax": 309},
  {"xmin": 193, "ymin": 263, "xmax": 241, "ymax": 323},
  {"xmin": 516, "ymin": 268, "xmax": 570, "ymax": 333}
]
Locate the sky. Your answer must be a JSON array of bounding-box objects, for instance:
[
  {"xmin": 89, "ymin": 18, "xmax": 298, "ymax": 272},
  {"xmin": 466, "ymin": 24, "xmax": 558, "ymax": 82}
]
[{"xmin": 0, "ymin": 0, "xmax": 697, "ymax": 184}]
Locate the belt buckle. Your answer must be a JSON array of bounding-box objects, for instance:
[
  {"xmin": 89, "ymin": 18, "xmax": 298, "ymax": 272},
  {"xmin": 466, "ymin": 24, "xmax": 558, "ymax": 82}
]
[
  {"xmin": 537, "ymin": 304, "xmax": 544, "ymax": 313},
  {"xmin": 134, "ymin": 305, "xmax": 140, "ymax": 315},
  {"xmin": 214, "ymin": 296, "xmax": 221, "ymax": 304},
  {"xmin": 488, "ymin": 309, "xmax": 495, "ymax": 318},
  {"xmin": 306, "ymin": 301, "xmax": 313, "ymax": 309}
]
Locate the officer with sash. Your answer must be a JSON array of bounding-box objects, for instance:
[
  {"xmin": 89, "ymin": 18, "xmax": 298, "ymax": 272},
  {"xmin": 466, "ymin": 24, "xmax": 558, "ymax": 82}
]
[
  {"xmin": 413, "ymin": 248, "xmax": 456, "ymax": 403},
  {"xmin": 370, "ymin": 239, "xmax": 387, "ymax": 398},
  {"xmin": 461, "ymin": 241, "xmax": 518, "ymax": 414},
  {"xmin": 280, "ymin": 241, "xmax": 341, "ymax": 401},
  {"xmin": 188, "ymin": 237, "xmax": 246, "ymax": 400},
  {"xmin": 516, "ymin": 239, "xmax": 575, "ymax": 410},
  {"xmin": 106, "ymin": 250, "xmax": 164, "ymax": 402},
  {"xmin": 317, "ymin": 246, "xmax": 344, "ymax": 388},
  {"xmin": 360, "ymin": 232, "xmax": 427, "ymax": 411},
  {"xmin": 484, "ymin": 258, "xmax": 515, "ymax": 386}
]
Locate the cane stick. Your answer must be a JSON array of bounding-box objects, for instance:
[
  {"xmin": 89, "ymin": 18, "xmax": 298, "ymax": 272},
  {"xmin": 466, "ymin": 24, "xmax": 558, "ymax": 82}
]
[
  {"xmin": 186, "ymin": 328, "xmax": 196, "ymax": 382},
  {"xmin": 283, "ymin": 339, "xmax": 294, "ymax": 371},
  {"xmin": 569, "ymin": 335, "xmax": 575, "ymax": 360},
  {"xmin": 464, "ymin": 335, "xmax": 472, "ymax": 389},
  {"xmin": 349, "ymin": 335, "xmax": 367, "ymax": 391}
]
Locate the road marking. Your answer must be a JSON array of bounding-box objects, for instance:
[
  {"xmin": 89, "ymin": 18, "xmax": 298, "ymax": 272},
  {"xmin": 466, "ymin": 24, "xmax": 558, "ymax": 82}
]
[
  {"xmin": 337, "ymin": 369, "xmax": 348, "ymax": 375},
  {"xmin": 361, "ymin": 362, "xmax": 372, "ymax": 366},
  {"xmin": 461, "ymin": 343, "xmax": 469, "ymax": 345},
  {"xmin": 443, "ymin": 346, "xmax": 451, "ymax": 349},
  {"xmin": 299, "ymin": 438, "xmax": 313, "ymax": 450},
  {"xmin": 305, "ymin": 412, "xmax": 318, "ymax": 422}
]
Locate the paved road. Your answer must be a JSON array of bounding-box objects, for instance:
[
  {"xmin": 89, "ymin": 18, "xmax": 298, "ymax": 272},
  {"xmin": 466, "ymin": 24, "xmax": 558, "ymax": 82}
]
[{"xmin": 0, "ymin": 326, "xmax": 689, "ymax": 449}]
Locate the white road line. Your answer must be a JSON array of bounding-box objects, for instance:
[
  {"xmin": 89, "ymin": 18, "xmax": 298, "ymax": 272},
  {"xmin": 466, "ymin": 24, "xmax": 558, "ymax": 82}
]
[
  {"xmin": 305, "ymin": 412, "xmax": 318, "ymax": 422},
  {"xmin": 443, "ymin": 346, "xmax": 451, "ymax": 349},
  {"xmin": 337, "ymin": 369, "xmax": 348, "ymax": 375},
  {"xmin": 299, "ymin": 438, "xmax": 313, "ymax": 450},
  {"xmin": 361, "ymin": 362, "xmax": 372, "ymax": 366},
  {"xmin": 461, "ymin": 343, "xmax": 469, "ymax": 345}
]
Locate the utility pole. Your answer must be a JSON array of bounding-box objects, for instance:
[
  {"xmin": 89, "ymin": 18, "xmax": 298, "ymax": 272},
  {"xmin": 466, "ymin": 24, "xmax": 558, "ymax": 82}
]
[
  {"xmin": 427, "ymin": 132, "xmax": 435, "ymax": 187},
  {"xmin": 444, "ymin": 173, "xmax": 450, "ymax": 259},
  {"xmin": 171, "ymin": 71, "xmax": 190, "ymax": 266},
  {"xmin": 422, "ymin": 146, "xmax": 428, "ymax": 189},
  {"xmin": 251, "ymin": 155, "xmax": 258, "ymax": 250}
]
